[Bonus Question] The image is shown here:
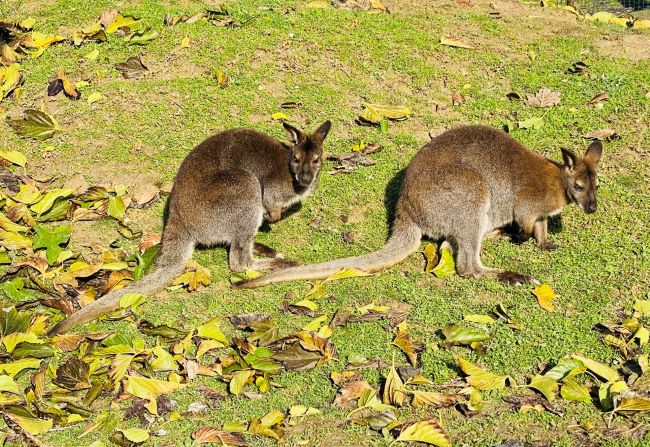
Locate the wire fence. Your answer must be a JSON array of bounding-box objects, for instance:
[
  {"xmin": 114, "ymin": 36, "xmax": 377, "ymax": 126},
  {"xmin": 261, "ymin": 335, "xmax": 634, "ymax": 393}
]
[{"xmin": 558, "ymin": 0, "xmax": 649, "ymax": 14}]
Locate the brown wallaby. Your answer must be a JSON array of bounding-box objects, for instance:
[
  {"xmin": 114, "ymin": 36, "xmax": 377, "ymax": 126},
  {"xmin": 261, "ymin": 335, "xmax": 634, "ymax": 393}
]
[
  {"xmin": 48, "ymin": 121, "xmax": 332, "ymax": 335},
  {"xmin": 237, "ymin": 125, "xmax": 602, "ymax": 289}
]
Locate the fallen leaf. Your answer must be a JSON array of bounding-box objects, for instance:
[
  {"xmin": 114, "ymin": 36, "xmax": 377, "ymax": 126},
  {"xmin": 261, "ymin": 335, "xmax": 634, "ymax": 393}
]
[
  {"xmin": 0, "ymin": 149, "xmax": 27, "ymax": 167},
  {"xmin": 440, "ymin": 35, "xmax": 475, "ymax": 49},
  {"xmin": 334, "ymin": 380, "xmax": 372, "ymax": 406},
  {"xmin": 518, "ymin": 116, "xmax": 544, "ymax": 130},
  {"xmin": 582, "ymin": 129, "xmax": 619, "ymax": 141},
  {"xmin": 115, "ymin": 56, "xmax": 148, "ymax": 79},
  {"xmin": 571, "ymin": 354, "xmax": 621, "ymax": 382},
  {"xmin": 382, "ymin": 364, "xmax": 406, "ymax": 406},
  {"xmin": 359, "ymin": 103, "xmax": 412, "ymax": 124},
  {"xmin": 411, "ymin": 390, "xmax": 462, "ymax": 408},
  {"xmin": 54, "ymin": 356, "xmax": 90, "ymax": 390},
  {"xmin": 193, "ymin": 427, "xmax": 249, "ymax": 446},
  {"xmin": 432, "ymin": 247, "xmax": 455, "ymax": 279},
  {"xmin": 442, "ymin": 324, "xmax": 489, "ymax": 346},
  {"xmin": 271, "ymin": 112, "xmax": 288, "ymax": 120},
  {"xmin": 87, "ymin": 92, "xmax": 103, "ymax": 104},
  {"xmin": 395, "ymin": 419, "xmax": 451, "ymax": 447},
  {"xmin": 451, "ymin": 91, "xmax": 465, "ymax": 106},
  {"xmin": 214, "ymin": 70, "xmax": 229, "ymax": 88},
  {"xmin": 561, "ymin": 376, "xmax": 591, "ymax": 403},
  {"xmin": 8, "ymin": 109, "xmax": 60, "ymax": 140},
  {"xmin": 0, "ymin": 64, "xmax": 24, "ymax": 100},
  {"xmin": 525, "ymin": 87, "xmax": 560, "ymax": 108},
  {"xmin": 423, "ymin": 243, "xmax": 438, "ymax": 273},
  {"xmin": 533, "ymin": 283, "xmax": 556, "ymax": 312},
  {"xmin": 456, "ymin": 357, "xmax": 510, "ymax": 390},
  {"xmin": 124, "ymin": 376, "xmax": 185, "ymax": 414},
  {"xmin": 588, "ymin": 91, "xmax": 609, "ymax": 107},
  {"xmin": 529, "ymin": 374, "xmax": 558, "ymax": 401}
]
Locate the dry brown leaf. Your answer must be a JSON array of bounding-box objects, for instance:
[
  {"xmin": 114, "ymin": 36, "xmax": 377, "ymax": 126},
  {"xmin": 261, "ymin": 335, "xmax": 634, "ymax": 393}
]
[
  {"xmin": 526, "ymin": 87, "xmax": 560, "ymax": 108},
  {"xmin": 451, "ymin": 91, "xmax": 465, "ymax": 106},
  {"xmin": 582, "ymin": 129, "xmax": 619, "ymax": 141},
  {"xmin": 130, "ymin": 183, "xmax": 159, "ymax": 208},
  {"xmin": 588, "ymin": 91, "xmax": 610, "ymax": 107},
  {"xmin": 99, "ymin": 9, "xmax": 119, "ymax": 28},
  {"xmin": 334, "ymin": 380, "xmax": 372, "ymax": 406},
  {"xmin": 139, "ymin": 233, "xmax": 161, "ymax": 251},
  {"xmin": 440, "ymin": 35, "xmax": 475, "ymax": 49}
]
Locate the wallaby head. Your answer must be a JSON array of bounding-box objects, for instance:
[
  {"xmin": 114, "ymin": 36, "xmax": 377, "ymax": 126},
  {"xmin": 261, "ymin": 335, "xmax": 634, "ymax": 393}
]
[
  {"xmin": 561, "ymin": 141, "xmax": 602, "ymax": 214},
  {"xmin": 284, "ymin": 121, "xmax": 332, "ymax": 187}
]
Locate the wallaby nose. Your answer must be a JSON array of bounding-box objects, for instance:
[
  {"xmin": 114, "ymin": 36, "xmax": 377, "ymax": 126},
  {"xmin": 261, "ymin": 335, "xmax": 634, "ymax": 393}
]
[
  {"xmin": 299, "ymin": 174, "xmax": 312, "ymax": 185},
  {"xmin": 587, "ymin": 203, "xmax": 597, "ymax": 214}
]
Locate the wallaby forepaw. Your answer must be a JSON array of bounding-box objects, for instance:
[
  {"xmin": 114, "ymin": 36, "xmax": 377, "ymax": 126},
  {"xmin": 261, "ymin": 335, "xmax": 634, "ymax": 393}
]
[{"xmin": 497, "ymin": 271, "xmax": 534, "ymax": 286}]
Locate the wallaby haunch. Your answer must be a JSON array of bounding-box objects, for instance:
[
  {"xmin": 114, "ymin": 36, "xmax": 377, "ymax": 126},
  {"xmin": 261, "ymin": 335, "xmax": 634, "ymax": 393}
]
[
  {"xmin": 238, "ymin": 125, "xmax": 602, "ymax": 289},
  {"xmin": 49, "ymin": 121, "xmax": 332, "ymax": 335}
]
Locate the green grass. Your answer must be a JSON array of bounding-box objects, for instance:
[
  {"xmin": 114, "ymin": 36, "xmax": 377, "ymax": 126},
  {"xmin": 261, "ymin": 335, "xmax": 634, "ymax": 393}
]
[{"xmin": 1, "ymin": 0, "xmax": 650, "ymax": 446}]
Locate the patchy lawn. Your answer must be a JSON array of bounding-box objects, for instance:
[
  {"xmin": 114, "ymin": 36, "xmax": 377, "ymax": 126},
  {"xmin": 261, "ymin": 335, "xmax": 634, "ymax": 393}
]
[{"xmin": 0, "ymin": 0, "xmax": 649, "ymax": 446}]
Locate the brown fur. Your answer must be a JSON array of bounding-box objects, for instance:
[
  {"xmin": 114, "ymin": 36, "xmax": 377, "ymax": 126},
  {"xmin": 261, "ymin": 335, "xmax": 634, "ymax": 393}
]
[
  {"xmin": 49, "ymin": 121, "xmax": 332, "ymax": 335},
  {"xmin": 238, "ymin": 125, "xmax": 602, "ymax": 288}
]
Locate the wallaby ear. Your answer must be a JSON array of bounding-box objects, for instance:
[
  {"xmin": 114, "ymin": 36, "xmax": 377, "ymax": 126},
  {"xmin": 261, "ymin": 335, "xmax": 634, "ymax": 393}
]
[
  {"xmin": 310, "ymin": 121, "xmax": 332, "ymax": 146},
  {"xmin": 283, "ymin": 123, "xmax": 305, "ymax": 146},
  {"xmin": 561, "ymin": 148, "xmax": 577, "ymax": 170},
  {"xmin": 584, "ymin": 141, "xmax": 602, "ymax": 167}
]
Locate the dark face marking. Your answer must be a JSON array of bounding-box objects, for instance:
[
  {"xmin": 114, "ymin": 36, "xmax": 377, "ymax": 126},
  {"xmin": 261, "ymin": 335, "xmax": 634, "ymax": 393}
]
[{"xmin": 562, "ymin": 143, "xmax": 602, "ymax": 214}]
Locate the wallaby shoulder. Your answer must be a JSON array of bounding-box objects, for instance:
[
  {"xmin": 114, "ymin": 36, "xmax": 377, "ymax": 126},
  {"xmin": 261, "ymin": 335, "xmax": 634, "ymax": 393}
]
[{"xmin": 180, "ymin": 128, "xmax": 291, "ymax": 180}]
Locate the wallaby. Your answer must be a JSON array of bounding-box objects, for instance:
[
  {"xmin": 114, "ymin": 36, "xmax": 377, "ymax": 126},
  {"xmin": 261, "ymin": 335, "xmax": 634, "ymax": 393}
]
[
  {"xmin": 237, "ymin": 125, "xmax": 602, "ymax": 289},
  {"xmin": 48, "ymin": 121, "xmax": 332, "ymax": 335}
]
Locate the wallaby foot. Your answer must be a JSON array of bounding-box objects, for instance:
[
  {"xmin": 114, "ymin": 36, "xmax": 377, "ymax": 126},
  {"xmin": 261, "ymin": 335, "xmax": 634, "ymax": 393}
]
[
  {"xmin": 253, "ymin": 242, "xmax": 280, "ymax": 258},
  {"xmin": 251, "ymin": 257, "xmax": 300, "ymax": 271},
  {"xmin": 495, "ymin": 270, "xmax": 534, "ymax": 286}
]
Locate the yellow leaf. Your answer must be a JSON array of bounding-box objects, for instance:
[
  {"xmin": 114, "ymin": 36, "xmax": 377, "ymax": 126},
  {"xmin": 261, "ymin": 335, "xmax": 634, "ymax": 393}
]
[
  {"xmin": 423, "ymin": 242, "xmax": 437, "ymax": 273},
  {"xmin": 571, "ymin": 354, "xmax": 621, "ymax": 382},
  {"xmin": 105, "ymin": 13, "xmax": 142, "ymax": 34},
  {"xmin": 0, "ymin": 150, "xmax": 27, "ymax": 166},
  {"xmin": 87, "ymin": 92, "xmax": 103, "ymax": 104},
  {"xmin": 396, "ymin": 419, "xmax": 451, "ymax": 447},
  {"xmin": 305, "ymin": 0, "xmax": 329, "ymax": 7},
  {"xmin": 85, "ymin": 49, "xmax": 100, "ymax": 61},
  {"xmin": 464, "ymin": 314, "xmax": 495, "ymax": 325},
  {"xmin": 533, "ymin": 283, "xmax": 556, "ymax": 312},
  {"xmin": 4, "ymin": 412, "xmax": 52, "ymax": 435},
  {"xmin": 633, "ymin": 19, "xmax": 650, "ymax": 29},
  {"xmin": 20, "ymin": 17, "xmax": 36, "ymax": 30},
  {"xmin": 271, "ymin": 112, "xmax": 288, "ymax": 120},
  {"xmin": 0, "ymin": 358, "xmax": 42, "ymax": 377},
  {"xmin": 456, "ymin": 357, "xmax": 509, "ymax": 390},
  {"xmin": 359, "ymin": 103, "xmax": 412, "ymax": 124},
  {"xmin": 181, "ymin": 37, "xmax": 190, "ymax": 47},
  {"xmin": 196, "ymin": 317, "xmax": 228, "ymax": 344},
  {"xmin": 323, "ymin": 267, "xmax": 372, "ymax": 282},
  {"xmin": 124, "ymin": 376, "xmax": 185, "ymax": 414}
]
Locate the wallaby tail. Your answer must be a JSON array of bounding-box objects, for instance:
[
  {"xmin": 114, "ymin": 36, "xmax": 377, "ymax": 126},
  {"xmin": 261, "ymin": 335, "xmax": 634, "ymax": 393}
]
[
  {"xmin": 48, "ymin": 236, "xmax": 193, "ymax": 335},
  {"xmin": 236, "ymin": 217, "xmax": 422, "ymax": 289}
]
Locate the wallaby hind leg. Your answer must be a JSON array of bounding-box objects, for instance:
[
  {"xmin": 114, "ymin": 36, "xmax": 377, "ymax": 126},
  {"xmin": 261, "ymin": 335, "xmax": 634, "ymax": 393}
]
[
  {"xmin": 230, "ymin": 239, "xmax": 299, "ymax": 271},
  {"xmin": 453, "ymin": 215, "xmax": 533, "ymax": 286}
]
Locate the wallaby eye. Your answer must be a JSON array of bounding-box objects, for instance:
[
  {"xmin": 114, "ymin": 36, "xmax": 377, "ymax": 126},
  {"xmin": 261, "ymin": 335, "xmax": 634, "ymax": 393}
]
[
  {"xmin": 292, "ymin": 156, "xmax": 300, "ymax": 163},
  {"xmin": 313, "ymin": 156, "xmax": 320, "ymax": 163},
  {"xmin": 574, "ymin": 183, "xmax": 584, "ymax": 191}
]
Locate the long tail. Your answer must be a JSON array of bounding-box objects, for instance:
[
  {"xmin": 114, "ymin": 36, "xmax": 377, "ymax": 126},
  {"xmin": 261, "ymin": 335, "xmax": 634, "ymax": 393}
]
[
  {"xmin": 236, "ymin": 217, "xmax": 422, "ymax": 289},
  {"xmin": 48, "ymin": 236, "xmax": 193, "ymax": 335}
]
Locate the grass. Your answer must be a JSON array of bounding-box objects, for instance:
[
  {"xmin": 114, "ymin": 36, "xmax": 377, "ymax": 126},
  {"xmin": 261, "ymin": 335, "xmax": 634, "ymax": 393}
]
[{"xmin": 1, "ymin": 0, "xmax": 650, "ymax": 445}]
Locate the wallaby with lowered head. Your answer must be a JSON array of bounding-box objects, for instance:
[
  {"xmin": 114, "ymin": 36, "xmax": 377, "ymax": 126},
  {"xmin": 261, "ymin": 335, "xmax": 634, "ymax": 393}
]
[
  {"xmin": 48, "ymin": 121, "xmax": 332, "ymax": 335},
  {"xmin": 238, "ymin": 124, "xmax": 602, "ymax": 289}
]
